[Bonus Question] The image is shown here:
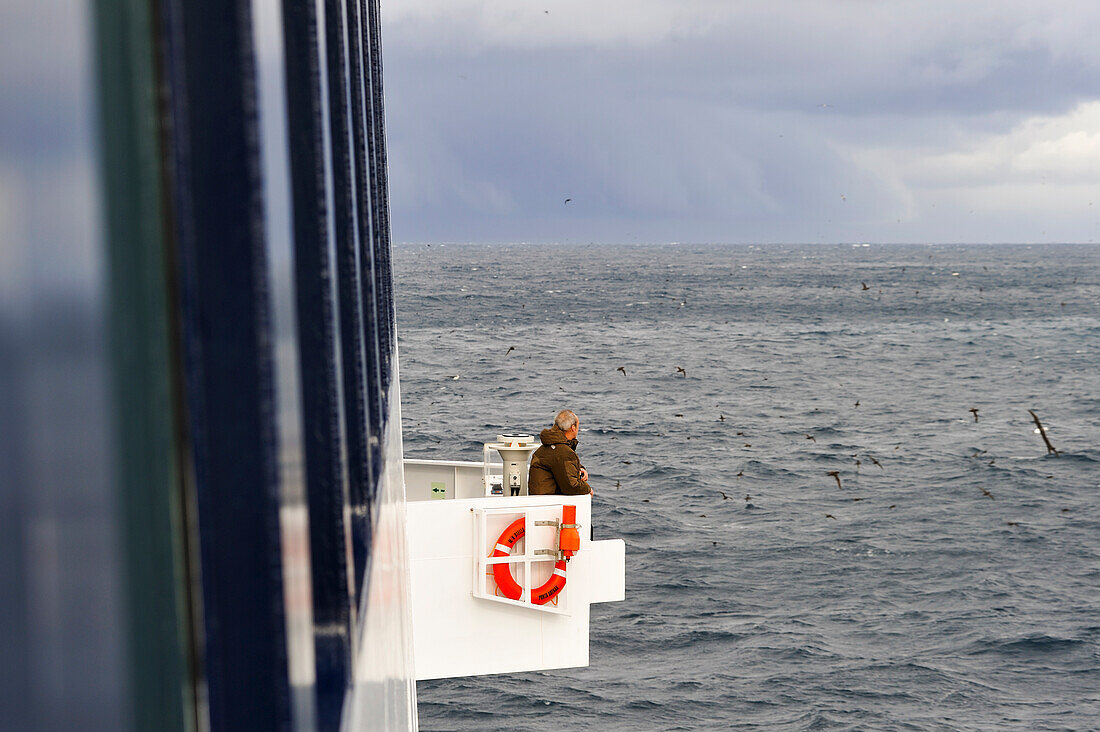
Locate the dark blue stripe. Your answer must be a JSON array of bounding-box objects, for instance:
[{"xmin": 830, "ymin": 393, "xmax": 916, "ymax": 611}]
[
  {"xmin": 364, "ymin": 0, "xmax": 396, "ymax": 403},
  {"xmin": 280, "ymin": 0, "xmax": 354, "ymax": 728},
  {"xmin": 326, "ymin": 0, "xmax": 375, "ymax": 611},
  {"xmin": 158, "ymin": 0, "xmax": 291, "ymax": 727},
  {"xmin": 349, "ymin": 0, "xmax": 386, "ymax": 503}
]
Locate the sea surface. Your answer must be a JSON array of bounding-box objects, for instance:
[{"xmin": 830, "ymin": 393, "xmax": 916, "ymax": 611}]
[{"xmin": 394, "ymin": 243, "xmax": 1100, "ymax": 731}]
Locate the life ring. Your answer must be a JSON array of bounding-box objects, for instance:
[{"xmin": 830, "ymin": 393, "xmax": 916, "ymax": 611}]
[{"xmin": 490, "ymin": 517, "xmax": 567, "ymax": 605}]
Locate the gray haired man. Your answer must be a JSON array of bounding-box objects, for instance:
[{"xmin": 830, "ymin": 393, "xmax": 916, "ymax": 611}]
[{"xmin": 528, "ymin": 410, "xmax": 593, "ymax": 495}]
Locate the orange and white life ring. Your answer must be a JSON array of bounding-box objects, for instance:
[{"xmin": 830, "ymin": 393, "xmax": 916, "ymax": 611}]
[{"xmin": 490, "ymin": 517, "xmax": 567, "ymax": 605}]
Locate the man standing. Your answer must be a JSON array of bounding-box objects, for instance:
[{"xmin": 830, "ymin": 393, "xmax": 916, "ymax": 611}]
[{"xmin": 528, "ymin": 410, "xmax": 593, "ymax": 495}]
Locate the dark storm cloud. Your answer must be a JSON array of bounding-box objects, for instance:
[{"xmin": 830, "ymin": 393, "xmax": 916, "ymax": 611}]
[
  {"xmin": 381, "ymin": 1, "xmax": 1100, "ymax": 243},
  {"xmin": 384, "ymin": 48, "xmax": 897, "ymax": 242}
]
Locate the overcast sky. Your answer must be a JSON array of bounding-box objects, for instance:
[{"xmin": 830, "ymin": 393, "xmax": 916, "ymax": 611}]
[{"xmin": 381, "ymin": 1, "xmax": 1100, "ymax": 244}]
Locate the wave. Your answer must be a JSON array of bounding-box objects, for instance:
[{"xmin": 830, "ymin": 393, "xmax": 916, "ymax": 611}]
[{"xmin": 967, "ymin": 634, "xmax": 1086, "ymax": 656}]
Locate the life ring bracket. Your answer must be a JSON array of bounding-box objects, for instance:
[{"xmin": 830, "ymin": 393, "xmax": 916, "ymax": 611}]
[{"xmin": 472, "ymin": 504, "xmax": 579, "ymax": 615}]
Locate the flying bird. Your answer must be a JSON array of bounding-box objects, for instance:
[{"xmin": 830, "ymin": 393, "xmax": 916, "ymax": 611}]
[
  {"xmin": 825, "ymin": 514, "xmax": 837, "ymax": 520},
  {"xmin": 563, "ymin": 197, "xmax": 572, "ymax": 204},
  {"xmin": 981, "ymin": 488, "xmax": 994, "ymax": 499},
  {"xmin": 718, "ymin": 491, "xmax": 732, "ymax": 500},
  {"xmin": 854, "ymin": 400, "xmax": 860, "ymax": 407},
  {"xmin": 861, "ymin": 282, "xmax": 870, "ymax": 291},
  {"xmin": 616, "ymin": 366, "xmax": 626, "ymax": 376},
  {"xmin": 615, "ymin": 480, "xmax": 621, "ymax": 490},
  {"xmin": 744, "ymin": 494, "xmax": 751, "ymax": 501},
  {"xmin": 1028, "ymin": 409, "xmax": 1059, "ymax": 456},
  {"xmin": 827, "ymin": 471, "xmax": 842, "ymax": 489},
  {"xmin": 676, "ymin": 366, "xmax": 687, "ymax": 376},
  {"xmin": 868, "ymin": 456, "xmax": 883, "ymax": 470},
  {"xmin": 969, "ymin": 407, "xmax": 979, "ymax": 422},
  {"xmin": 505, "ymin": 346, "xmax": 515, "ymax": 356},
  {"xmin": 719, "ymin": 414, "xmax": 725, "ymax": 422},
  {"xmin": 805, "ymin": 434, "xmax": 816, "ymax": 442}
]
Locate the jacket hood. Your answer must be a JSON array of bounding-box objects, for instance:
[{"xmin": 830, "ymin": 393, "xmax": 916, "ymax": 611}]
[{"xmin": 540, "ymin": 426, "xmax": 573, "ymax": 446}]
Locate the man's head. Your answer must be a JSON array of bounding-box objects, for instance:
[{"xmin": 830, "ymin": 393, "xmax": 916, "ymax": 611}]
[{"xmin": 554, "ymin": 409, "xmax": 579, "ymax": 440}]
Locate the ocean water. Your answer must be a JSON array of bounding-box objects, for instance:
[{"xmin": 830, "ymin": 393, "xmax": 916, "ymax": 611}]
[{"xmin": 395, "ymin": 243, "xmax": 1100, "ymax": 731}]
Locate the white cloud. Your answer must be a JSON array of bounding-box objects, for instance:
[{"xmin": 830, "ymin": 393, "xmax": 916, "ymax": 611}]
[
  {"xmin": 1012, "ymin": 105, "xmax": 1100, "ymax": 179},
  {"xmin": 856, "ymin": 101, "xmax": 1100, "ymax": 187},
  {"xmin": 834, "ymin": 102, "xmax": 1100, "ymax": 241}
]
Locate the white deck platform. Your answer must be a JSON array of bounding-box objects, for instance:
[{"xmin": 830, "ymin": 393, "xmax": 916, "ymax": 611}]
[{"xmin": 404, "ymin": 459, "xmax": 625, "ymax": 680}]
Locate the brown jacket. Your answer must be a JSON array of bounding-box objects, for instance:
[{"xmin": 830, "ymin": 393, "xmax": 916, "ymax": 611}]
[{"xmin": 528, "ymin": 427, "xmax": 591, "ymax": 495}]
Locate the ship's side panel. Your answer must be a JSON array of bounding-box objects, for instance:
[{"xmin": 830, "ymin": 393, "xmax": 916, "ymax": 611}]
[
  {"xmin": 346, "ymin": 374, "xmax": 418, "ymax": 729},
  {"xmin": 0, "ymin": 0, "xmax": 417, "ymax": 728},
  {"xmin": 278, "ymin": 0, "xmax": 357, "ymax": 727},
  {"xmin": 157, "ymin": 0, "xmax": 295, "ymax": 726},
  {"xmin": 263, "ymin": 0, "xmax": 418, "ymax": 727},
  {"xmin": 343, "ymin": 0, "xmax": 418, "ymax": 724}
]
